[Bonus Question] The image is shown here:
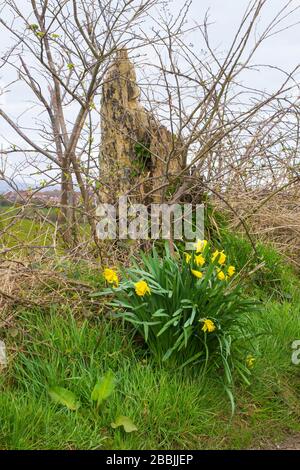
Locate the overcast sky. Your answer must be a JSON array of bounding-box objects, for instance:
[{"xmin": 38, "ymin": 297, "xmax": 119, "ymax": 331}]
[
  {"xmin": 188, "ymin": 0, "xmax": 300, "ymax": 67},
  {"xmin": 1, "ymin": 0, "xmax": 300, "ymax": 185}
]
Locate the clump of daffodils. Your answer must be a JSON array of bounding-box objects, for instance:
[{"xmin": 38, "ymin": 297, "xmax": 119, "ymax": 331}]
[
  {"xmin": 184, "ymin": 239, "xmax": 236, "ymax": 284},
  {"xmin": 97, "ymin": 237, "xmax": 257, "ymax": 406},
  {"xmin": 103, "ymin": 240, "xmax": 237, "ymax": 314}
]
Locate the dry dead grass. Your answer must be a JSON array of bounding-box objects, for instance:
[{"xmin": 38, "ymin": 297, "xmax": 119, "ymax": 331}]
[
  {"xmin": 0, "ymin": 257, "xmax": 104, "ymax": 328},
  {"xmin": 213, "ymin": 188, "xmax": 300, "ymax": 268}
]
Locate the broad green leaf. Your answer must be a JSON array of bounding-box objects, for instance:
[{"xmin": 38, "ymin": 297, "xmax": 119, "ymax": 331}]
[
  {"xmin": 224, "ymin": 386, "xmax": 235, "ymax": 416},
  {"xmin": 48, "ymin": 386, "xmax": 80, "ymax": 411},
  {"xmin": 111, "ymin": 416, "xmax": 138, "ymax": 433},
  {"xmin": 152, "ymin": 309, "xmax": 168, "ymax": 318},
  {"xmin": 172, "ymin": 308, "xmax": 183, "ymax": 317},
  {"xmin": 179, "ymin": 352, "xmax": 203, "ymax": 369},
  {"xmin": 162, "ymin": 347, "xmax": 174, "ymax": 361},
  {"xmin": 143, "ymin": 322, "xmax": 149, "ymax": 341},
  {"xmin": 91, "ymin": 370, "xmax": 115, "ymax": 408}
]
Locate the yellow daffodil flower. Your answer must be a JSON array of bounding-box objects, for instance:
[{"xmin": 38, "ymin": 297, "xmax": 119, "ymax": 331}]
[
  {"xmin": 184, "ymin": 252, "xmax": 192, "ymax": 263},
  {"xmin": 191, "ymin": 269, "xmax": 203, "ymax": 279},
  {"xmin": 227, "ymin": 265, "xmax": 236, "ymax": 277},
  {"xmin": 218, "ymin": 251, "xmax": 226, "ymax": 265},
  {"xmin": 195, "ymin": 254, "xmax": 205, "ymax": 267},
  {"xmin": 212, "ymin": 249, "xmax": 226, "ymax": 265},
  {"xmin": 246, "ymin": 355, "xmax": 255, "ymax": 369},
  {"xmin": 211, "ymin": 250, "xmax": 219, "ymax": 262},
  {"xmin": 103, "ymin": 268, "xmax": 119, "ymax": 286},
  {"xmin": 217, "ymin": 270, "xmax": 226, "ymax": 281},
  {"xmin": 202, "ymin": 319, "xmax": 216, "ymax": 333},
  {"xmin": 195, "ymin": 239, "xmax": 208, "ymax": 253},
  {"xmin": 135, "ymin": 280, "xmax": 151, "ymax": 297}
]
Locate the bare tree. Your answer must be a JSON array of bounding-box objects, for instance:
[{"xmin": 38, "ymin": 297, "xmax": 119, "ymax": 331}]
[
  {"xmin": 1, "ymin": 0, "xmax": 300, "ymax": 260},
  {"xmin": 0, "ymin": 0, "xmax": 164, "ymax": 245}
]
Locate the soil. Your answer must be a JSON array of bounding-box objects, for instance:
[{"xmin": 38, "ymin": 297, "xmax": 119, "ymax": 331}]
[
  {"xmin": 272, "ymin": 435, "xmax": 300, "ymax": 450},
  {"xmin": 255, "ymin": 434, "xmax": 300, "ymax": 450}
]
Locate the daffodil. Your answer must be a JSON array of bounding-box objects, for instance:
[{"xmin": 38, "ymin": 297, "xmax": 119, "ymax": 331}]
[
  {"xmin": 246, "ymin": 355, "xmax": 255, "ymax": 369},
  {"xmin": 103, "ymin": 268, "xmax": 119, "ymax": 286},
  {"xmin": 191, "ymin": 269, "xmax": 203, "ymax": 279},
  {"xmin": 218, "ymin": 251, "xmax": 226, "ymax": 265},
  {"xmin": 135, "ymin": 280, "xmax": 151, "ymax": 297},
  {"xmin": 212, "ymin": 249, "xmax": 226, "ymax": 265},
  {"xmin": 201, "ymin": 319, "xmax": 216, "ymax": 333},
  {"xmin": 195, "ymin": 239, "xmax": 208, "ymax": 253},
  {"xmin": 195, "ymin": 254, "xmax": 205, "ymax": 267},
  {"xmin": 217, "ymin": 270, "xmax": 226, "ymax": 281},
  {"xmin": 227, "ymin": 265, "xmax": 236, "ymax": 277},
  {"xmin": 211, "ymin": 250, "xmax": 219, "ymax": 262},
  {"xmin": 184, "ymin": 252, "xmax": 192, "ymax": 263}
]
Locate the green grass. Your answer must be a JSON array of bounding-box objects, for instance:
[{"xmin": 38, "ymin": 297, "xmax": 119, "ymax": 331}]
[
  {"xmin": 219, "ymin": 230, "xmax": 297, "ymax": 297},
  {"xmin": 203, "ymin": 203, "xmax": 299, "ymax": 300},
  {"xmin": 1, "ymin": 299, "xmax": 300, "ymax": 450},
  {"xmin": 0, "ymin": 206, "xmax": 93, "ymax": 258},
  {"xmin": 0, "ymin": 207, "xmax": 55, "ymax": 250}
]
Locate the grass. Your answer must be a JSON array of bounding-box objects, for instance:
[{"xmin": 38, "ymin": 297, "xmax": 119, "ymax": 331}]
[
  {"xmin": 0, "ymin": 207, "xmax": 91, "ymax": 256},
  {"xmin": 0, "ymin": 207, "xmax": 55, "ymax": 251},
  {"xmin": 1, "ymin": 296, "xmax": 300, "ymax": 450}
]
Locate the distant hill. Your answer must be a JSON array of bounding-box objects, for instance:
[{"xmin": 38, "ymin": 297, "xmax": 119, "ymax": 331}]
[{"xmin": 0, "ymin": 180, "xmax": 63, "ymax": 193}]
